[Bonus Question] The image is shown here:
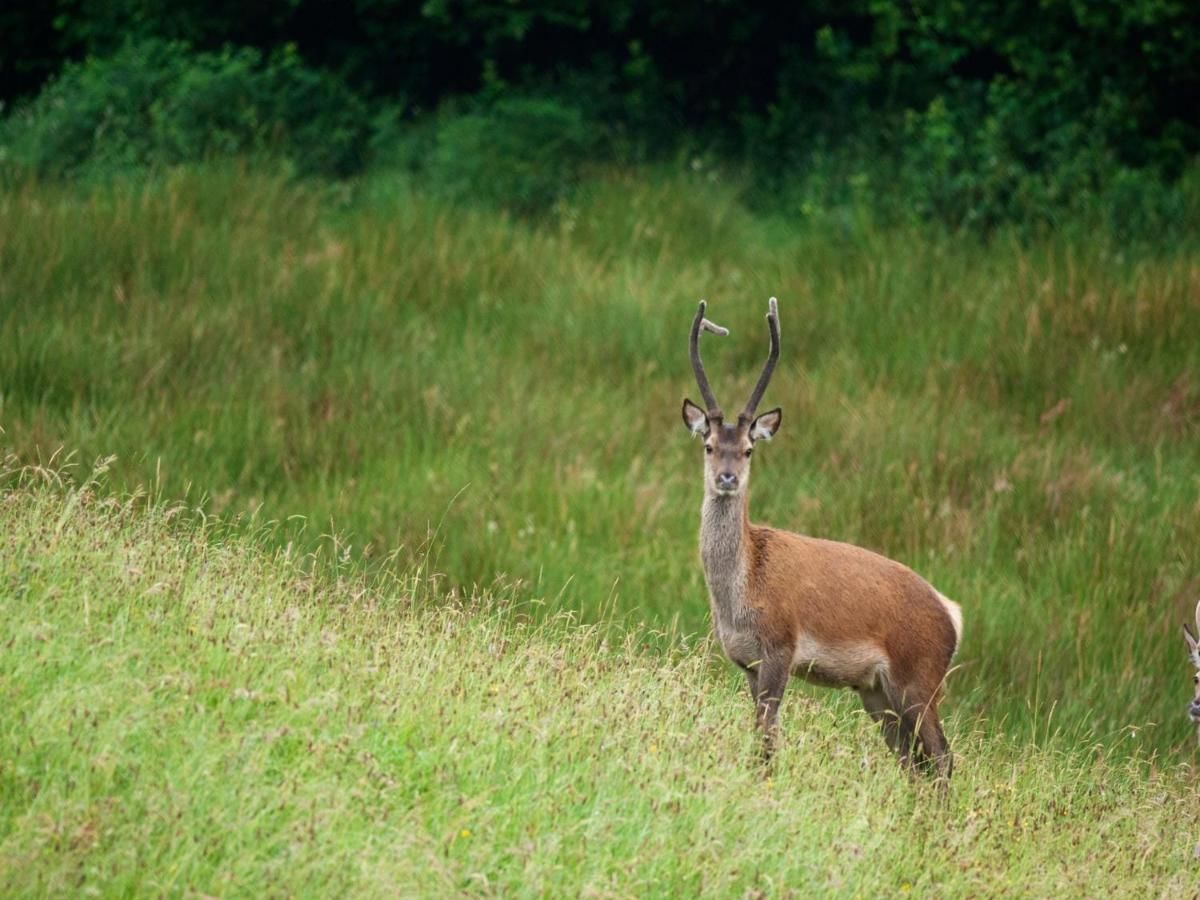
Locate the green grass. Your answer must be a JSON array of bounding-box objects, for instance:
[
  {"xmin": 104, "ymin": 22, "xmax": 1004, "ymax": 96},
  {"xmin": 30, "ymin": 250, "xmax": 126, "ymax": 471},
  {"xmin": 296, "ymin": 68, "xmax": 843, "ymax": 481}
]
[
  {"xmin": 1, "ymin": 163, "xmax": 1199, "ymax": 761},
  {"xmin": 1, "ymin": 481, "xmax": 1196, "ymax": 895}
]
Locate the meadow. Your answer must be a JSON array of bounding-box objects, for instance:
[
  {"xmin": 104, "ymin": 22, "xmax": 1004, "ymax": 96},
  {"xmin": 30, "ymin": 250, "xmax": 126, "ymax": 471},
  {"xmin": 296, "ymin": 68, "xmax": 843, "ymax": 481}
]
[
  {"xmin": 0, "ymin": 478, "xmax": 1195, "ymax": 894},
  {"xmin": 1, "ymin": 163, "xmax": 1199, "ymax": 890}
]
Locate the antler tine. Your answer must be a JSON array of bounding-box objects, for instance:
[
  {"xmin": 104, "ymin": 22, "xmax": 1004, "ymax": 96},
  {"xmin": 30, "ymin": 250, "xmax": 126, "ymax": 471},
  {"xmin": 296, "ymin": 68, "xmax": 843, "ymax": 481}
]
[
  {"xmin": 741, "ymin": 296, "xmax": 780, "ymax": 420},
  {"xmin": 690, "ymin": 300, "xmax": 727, "ymax": 417}
]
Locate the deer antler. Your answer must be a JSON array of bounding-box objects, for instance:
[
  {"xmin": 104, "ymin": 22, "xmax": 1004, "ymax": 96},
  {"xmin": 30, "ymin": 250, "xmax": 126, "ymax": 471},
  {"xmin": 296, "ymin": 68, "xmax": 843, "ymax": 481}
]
[
  {"xmin": 690, "ymin": 300, "xmax": 728, "ymax": 418},
  {"xmin": 741, "ymin": 297, "xmax": 780, "ymax": 421}
]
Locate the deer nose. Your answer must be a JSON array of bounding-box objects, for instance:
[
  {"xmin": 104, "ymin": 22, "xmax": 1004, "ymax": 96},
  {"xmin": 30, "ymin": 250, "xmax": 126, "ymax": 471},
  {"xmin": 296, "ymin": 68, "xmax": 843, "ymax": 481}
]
[
  {"xmin": 1190, "ymin": 700, "xmax": 1200, "ymax": 718},
  {"xmin": 716, "ymin": 472, "xmax": 738, "ymax": 490}
]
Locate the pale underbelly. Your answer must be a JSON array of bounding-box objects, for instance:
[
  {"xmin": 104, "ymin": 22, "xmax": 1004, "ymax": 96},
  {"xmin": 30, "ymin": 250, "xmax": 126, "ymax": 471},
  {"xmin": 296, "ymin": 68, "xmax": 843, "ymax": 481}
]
[{"xmin": 791, "ymin": 634, "xmax": 888, "ymax": 689}]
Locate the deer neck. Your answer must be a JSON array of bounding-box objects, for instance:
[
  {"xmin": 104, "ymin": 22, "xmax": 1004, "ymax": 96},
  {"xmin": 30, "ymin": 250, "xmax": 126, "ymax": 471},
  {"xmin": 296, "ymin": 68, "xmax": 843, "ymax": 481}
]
[{"xmin": 700, "ymin": 492, "xmax": 753, "ymax": 628}]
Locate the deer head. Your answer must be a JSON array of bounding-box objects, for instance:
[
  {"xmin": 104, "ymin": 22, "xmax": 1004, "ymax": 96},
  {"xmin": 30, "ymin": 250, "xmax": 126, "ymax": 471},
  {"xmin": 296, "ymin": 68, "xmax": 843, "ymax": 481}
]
[
  {"xmin": 681, "ymin": 298, "xmax": 782, "ymax": 498},
  {"xmin": 1184, "ymin": 600, "xmax": 1200, "ymax": 728}
]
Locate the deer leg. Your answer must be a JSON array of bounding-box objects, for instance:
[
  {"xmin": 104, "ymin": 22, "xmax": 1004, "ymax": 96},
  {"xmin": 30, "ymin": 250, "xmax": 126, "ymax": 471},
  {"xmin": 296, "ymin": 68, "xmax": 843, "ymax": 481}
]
[
  {"xmin": 879, "ymin": 681, "xmax": 922, "ymax": 772},
  {"xmin": 752, "ymin": 653, "xmax": 790, "ymax": 765},
  {"xmin": 894, "ymin": 712, "xmax": 920, "ymax": 772},
  {"xmin": 859, "ymin": 687, "xmax": 902, "ymax": 756},
  {"xmin": 889, "ymin": 685, "xmax": 952, "ymax": 788},
  {"xmin": 740, "ymin": 662, "xmax": 759, "ymax": 707},
  {"xmin": 890, "ymin": 678, "xmax": 951, "ymax": 778},
  {"xmin": 916, "ymin": 706, "xmax": 953, "ymax": 787}
]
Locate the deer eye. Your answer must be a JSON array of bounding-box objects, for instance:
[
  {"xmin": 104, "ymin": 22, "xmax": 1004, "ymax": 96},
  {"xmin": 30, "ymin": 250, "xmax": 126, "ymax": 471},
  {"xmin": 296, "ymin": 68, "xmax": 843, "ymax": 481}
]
[
  {"xmin": 704, "ymin": 445, "xmax": 713, "ymax": 454},
  {"xmin": 744, "ymin": 449, "xmax": 753, "ymax": 458}
]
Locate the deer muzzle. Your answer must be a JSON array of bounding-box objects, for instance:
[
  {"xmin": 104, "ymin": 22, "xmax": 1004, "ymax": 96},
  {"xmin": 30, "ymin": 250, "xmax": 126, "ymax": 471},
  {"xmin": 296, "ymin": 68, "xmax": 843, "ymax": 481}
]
[{"xmin": 715, "ymin": 472, "xmax": 739, "ymax": 493}]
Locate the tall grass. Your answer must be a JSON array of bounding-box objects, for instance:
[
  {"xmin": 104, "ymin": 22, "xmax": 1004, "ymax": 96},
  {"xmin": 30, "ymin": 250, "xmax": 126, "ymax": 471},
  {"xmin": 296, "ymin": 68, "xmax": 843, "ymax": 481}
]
[
  {"xmin": 1, "ymin": 164, "xmax": 1198, "ymax": 756},
  {"xmin": 1, "ymin": 482, "xmax": 1195, "ymax": 894}
]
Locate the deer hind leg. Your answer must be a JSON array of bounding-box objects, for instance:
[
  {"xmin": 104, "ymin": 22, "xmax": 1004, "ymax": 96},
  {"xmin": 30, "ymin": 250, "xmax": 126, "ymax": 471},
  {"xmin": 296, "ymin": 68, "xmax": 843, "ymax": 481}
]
[
  {"xmin": 861, "ymin": 678, "xmax": 920, "ymax": 770},
  {"xmin": 864, "ymin": 675, "xmax": 953, "ymax": 787},
  {"xmin": 859, "ymin": 688, "xmax": 904, "ymax": 758},
  {"xmin": 874, "ymin": 679, "xmax": 933, "ymax": 775},
  {"xmin": 892, "ymin": 688, "xmax": 953, "ymax": 787},
  {"xmin": 915, "ymin": 703, "xmax": 953, "ymax": 785}
]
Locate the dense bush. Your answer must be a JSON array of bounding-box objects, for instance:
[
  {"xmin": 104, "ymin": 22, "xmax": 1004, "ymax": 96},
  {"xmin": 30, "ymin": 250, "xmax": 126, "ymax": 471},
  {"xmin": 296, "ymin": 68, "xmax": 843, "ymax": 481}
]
[
  {"xmin": 2, "ymin": 2, "xmax": 1198, "ymax": 229},
  {"xmin": 0, "ymin": 40, "xmax": 368, "ymax": 179},
  {"xmin": 424, "ymin": 97, "xmax": 598, "ymax": 212},
  {"xmin": 7, "ymin": 2, "xmax": 1196, "ymax": 167}
]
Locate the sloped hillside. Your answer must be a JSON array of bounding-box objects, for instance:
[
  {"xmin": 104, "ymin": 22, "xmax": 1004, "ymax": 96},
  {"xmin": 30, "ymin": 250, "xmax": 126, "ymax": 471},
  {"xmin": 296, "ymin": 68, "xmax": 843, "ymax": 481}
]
[{"xmin": 0, "ymin": 483, "xmax": 1194, "ymax": 895}]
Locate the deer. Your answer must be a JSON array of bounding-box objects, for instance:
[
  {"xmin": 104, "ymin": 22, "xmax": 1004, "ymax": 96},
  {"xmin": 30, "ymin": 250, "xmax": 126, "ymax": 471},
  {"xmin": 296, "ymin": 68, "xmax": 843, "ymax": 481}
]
[
  {"xmin": 1182, "ymin": 601, "xmax": 1200, "ymax": 739},
  {"xmin": 681, "ymin": 297, "xmax": 963, "ymax": 782}
]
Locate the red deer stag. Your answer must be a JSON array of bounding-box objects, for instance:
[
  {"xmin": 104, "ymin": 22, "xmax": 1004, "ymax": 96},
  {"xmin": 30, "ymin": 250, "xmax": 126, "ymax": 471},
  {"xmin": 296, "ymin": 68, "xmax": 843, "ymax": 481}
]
[{"xmin": 681, "ymin": 298, "xmax": 963, "ymax": 781}]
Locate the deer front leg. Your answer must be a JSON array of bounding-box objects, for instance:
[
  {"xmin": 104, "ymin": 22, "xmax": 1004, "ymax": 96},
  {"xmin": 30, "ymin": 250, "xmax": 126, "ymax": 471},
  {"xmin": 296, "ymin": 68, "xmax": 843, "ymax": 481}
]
[
  {"xmin": 741, "ymin": 663, "xmax": 759, "ymax": 709},
  {"xmin": 752, "ymin": 653, "xmax": 791, "ymax": 765}
]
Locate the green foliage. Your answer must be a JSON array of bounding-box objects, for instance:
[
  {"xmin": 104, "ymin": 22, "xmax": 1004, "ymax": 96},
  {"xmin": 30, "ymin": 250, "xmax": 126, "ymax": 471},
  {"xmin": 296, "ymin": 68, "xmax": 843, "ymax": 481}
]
[
  {"xmin": 1, "ymin": 483, "xmax": 1195, "ymax": 893},
  {"xmin": 752, "ymin": 96, "xmax": 1200, "ymax": 238},
  {"xmin": 423, "ymin": 96, "xmax": 598, "ymax": 213},
  {"xmin": 4, "ymin": 3, "xmax": 1199, "ymax": 228},
  {"xmin": 882, "ymin": 75, "xmax": 1199, "ymax": 234},
  {"xmin": 0, "ymin": 39, "xmax": 368, "ymax": 179}
]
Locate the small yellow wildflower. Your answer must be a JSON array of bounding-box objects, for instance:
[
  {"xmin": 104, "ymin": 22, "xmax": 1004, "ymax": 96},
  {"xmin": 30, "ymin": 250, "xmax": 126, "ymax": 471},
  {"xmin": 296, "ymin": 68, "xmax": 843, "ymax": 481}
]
[{"xmin": 460, "ymin": 829, "xmax": 471, "ymax": 839}]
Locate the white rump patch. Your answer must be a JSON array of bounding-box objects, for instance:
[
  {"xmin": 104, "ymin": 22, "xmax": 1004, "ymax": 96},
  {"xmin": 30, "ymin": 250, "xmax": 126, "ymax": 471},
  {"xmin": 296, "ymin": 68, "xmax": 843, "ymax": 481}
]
[{"xmin": 937, "ymin": 591, "xmax": 964, "ymax": 653}]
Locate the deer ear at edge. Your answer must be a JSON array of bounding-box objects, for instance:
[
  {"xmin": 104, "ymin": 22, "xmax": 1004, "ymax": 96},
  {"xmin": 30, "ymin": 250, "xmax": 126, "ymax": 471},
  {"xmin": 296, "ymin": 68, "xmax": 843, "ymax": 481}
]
[
  {"xmin": 750, "ymin": 408, "xmax": 782, "ymax": 442},
  {"xmin": 1184, "ymin": 622, "xmax": 1200, "ymax": 666},
  {"xmin": 682, "ymin": 399, "xmax": 710, "ymax": 436}
]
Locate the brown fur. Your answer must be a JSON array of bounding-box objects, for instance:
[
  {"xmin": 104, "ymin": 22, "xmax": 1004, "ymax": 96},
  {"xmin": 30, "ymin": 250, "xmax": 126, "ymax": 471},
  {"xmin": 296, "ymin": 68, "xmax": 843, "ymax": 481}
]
[{"xmin": 749, "ymin": 526, "xmax": 958, "ymax": 688}]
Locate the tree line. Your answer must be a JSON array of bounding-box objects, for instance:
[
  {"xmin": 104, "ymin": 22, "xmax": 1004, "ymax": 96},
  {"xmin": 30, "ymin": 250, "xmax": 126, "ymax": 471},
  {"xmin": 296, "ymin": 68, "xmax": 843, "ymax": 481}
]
[{"xmin": 3, "ymin": 1, "xmax": 1197, "ymax": 228}]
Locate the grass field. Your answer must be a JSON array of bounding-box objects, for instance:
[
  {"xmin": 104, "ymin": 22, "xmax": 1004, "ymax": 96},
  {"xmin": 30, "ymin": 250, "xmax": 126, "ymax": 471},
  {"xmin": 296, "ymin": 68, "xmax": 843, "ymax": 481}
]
[
  {"xmin": 1, "ymin": 481, "xmax": 1197, "ymax": 895},
  {"xmin": 1, "ymin": 161, "xmax": 1198, "ymax": 769}
]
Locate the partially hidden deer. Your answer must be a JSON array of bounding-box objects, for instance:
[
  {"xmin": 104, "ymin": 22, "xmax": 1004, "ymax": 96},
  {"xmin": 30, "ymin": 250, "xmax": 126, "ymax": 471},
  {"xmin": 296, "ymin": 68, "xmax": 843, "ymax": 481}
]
[
  {"xmin": 681, "ymin": 297, "xmax": 963, "ymax": 781},
  {"xmin": 1182, "ymin": 601, "xmax": 1200, "ymax": 738}
]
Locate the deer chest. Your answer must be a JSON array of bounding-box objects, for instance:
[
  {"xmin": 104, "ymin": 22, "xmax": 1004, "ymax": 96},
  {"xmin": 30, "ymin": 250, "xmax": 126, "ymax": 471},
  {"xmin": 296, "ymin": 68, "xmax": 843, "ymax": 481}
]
[
  {"xmin": 699, "ymin": 500, "xmax": 762, "ymax": 667},
  {"xmin": 702, "ymin": 560, "xmax": 761, "ymax": 667}
]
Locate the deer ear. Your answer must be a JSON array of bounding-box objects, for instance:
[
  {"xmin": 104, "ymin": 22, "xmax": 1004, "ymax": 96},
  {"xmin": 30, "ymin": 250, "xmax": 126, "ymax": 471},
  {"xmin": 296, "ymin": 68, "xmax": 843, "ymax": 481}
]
[
  {"xmin": 682, "ymin": 399, "xmax": 710, "ymax": 436},
  {"xmin": 750, "ymin": 408, "xmax": 781, "ymax": 442},
  {"xmin": 1184, "ymin": 623, "xmax": 1200, "ymax": 667}
]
